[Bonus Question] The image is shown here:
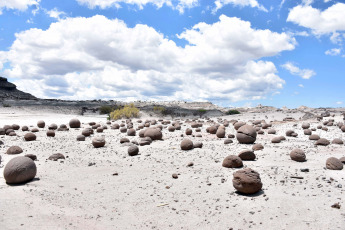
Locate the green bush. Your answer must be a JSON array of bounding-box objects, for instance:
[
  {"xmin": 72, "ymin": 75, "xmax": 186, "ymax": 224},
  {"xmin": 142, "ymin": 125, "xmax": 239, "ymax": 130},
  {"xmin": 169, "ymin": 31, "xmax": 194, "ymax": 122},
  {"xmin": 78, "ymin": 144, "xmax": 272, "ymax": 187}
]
[
  {"xmin": 226, "ymin": 109, "xmax": 240, "ymax": 115},
  {"xmin": 2, "ymin": 103, "xmax": 11, "ymax": 107},
  {"xmin": 109, "ymin": 103, "xmax": 140, "ymax": 120},
  {"xmin": 99, "ymin": 105, "xmax": 118, "ymax": 115},
  {"xmin": 153, "ymin": 106, "xmax": 166, "ymax": 113}
]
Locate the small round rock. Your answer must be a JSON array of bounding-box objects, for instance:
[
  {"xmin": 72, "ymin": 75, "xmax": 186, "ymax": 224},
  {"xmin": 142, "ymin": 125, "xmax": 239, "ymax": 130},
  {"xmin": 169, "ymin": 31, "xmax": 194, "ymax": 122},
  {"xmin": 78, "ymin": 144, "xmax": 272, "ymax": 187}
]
[
  {"xmin": 92, "ymin": 137, "xmax": 105, "ymax": 148},
  {"xmin": 290, "ymin": 149, "xmax": 306, "ymax": 162},
  {"xmin": 232, "ymin": 168, "xmax": 262, "ymax": 194},
  {"xmin": 128, "ymin": 145, "xmax": 139, "ymax": 156},
  {"xmin": 326, "ymin": 157, "xmax": 343, "ymax": 170},
  {"xmin": 24, "ymin": 133, "xmax": 36, "ymax": 141},
  {"xmin": 180, "ymin": 139, "xmax": 194, "ymax": 150},
  {"xmin": 222, "ymin": 155, "xmax": 243, "ymax": 168}
]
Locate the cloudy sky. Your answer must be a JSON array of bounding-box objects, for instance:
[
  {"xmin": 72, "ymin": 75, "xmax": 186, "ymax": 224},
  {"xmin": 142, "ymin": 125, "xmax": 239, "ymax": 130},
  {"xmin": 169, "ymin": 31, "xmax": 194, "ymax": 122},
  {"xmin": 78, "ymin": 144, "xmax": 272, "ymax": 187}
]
[{"xmin": 0, "ymin": 0, "xmax": 344, "ymax": 108}]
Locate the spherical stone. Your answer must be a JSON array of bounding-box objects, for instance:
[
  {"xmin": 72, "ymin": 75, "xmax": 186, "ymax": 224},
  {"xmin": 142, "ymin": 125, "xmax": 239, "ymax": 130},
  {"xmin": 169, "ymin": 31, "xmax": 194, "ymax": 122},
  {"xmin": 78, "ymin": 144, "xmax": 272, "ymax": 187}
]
[
  {"xmin": 24, "ymin": 154, "xmax": 37, "ymax": 161},
  {"xmin": 8, "ymin": 132, "xmax": 16, "ymax": 136},
  {"xmin": 3, "ymin": 125, "xmax": 13, "ymax": 131},
  {"xmin": 31, "ymin": 128, "xmax": 39, "ymax": 133},
  {"xmin": 286, "ymin": 130, "xmax": 295, "ymax": 136},
  {"xmin": 271, "ymin": 137, "xmax": 281, "ymax": 143},
  {"xmin": 6, "ymin": 146, "xmax": 23, "ymax": 155},
  {"xmin": 208, "ymin": 126, "xmax": 217, "ymax": 134},
  {"xmin": 112, "ymin": 124, "xmax": 120, "ymax": 129},
  {"xmin": 322, "ymin": 127, "xmax": 328, "ymax": 131},
  {"xmin": 21, "ymin": 126, "xmax": 29, "ymax": 131},
  {"xmin": 232, "ymin": 168, "xmax": 262, "ymax": 194},
  {"xmin": 326, "ymin": 157, "xmax": 343, "ymax": 170},
  {"xmin": 120, "ymin": 127, "xmax": 127, "ymax": 133},
  {"xmin": 291, "ymin": 132, "xmax": 298, "ymax": 137},
  {"xmin": 290, "ymin": 149, "xmax": 306, "ymax": 162},
  {"xmin": 46, "ymin": 130, "xmax": 55, "ymax": 137},
  {"xmin": 48, "ymin": 124, "xmax": 58, "ymax": 130},
  {"xmin": 267, "ymin": 129, "xmax": 276, "ymax": 134},
  {"xmin": 224, "ymin": 139, "xmax": 233, "ymax": 145},
  {"xmin": 315, "ymin": 138, "xmax": 330, "ymax": 146},
  {"xmin": 168, "ymin": 126, "xmax": 175, "ymax": 132},
  {"xmin": 3, "ymin": 156, "xmax": 37, "ymax": 184},
  {"xmin": 279, "ymin": 136, "xmax": 286, "ymax": 141},
  {"xmin": 185, "ymin": 128, "xmax": 192, "ymax": 135},
  {"xmin": 139, "ymin": 130, "xmax": 145, "ymax": 137},
  {"xmin": 222, "ymin": 155, "xmax": 243, "ymax": 168},
  {"xmin": 252, "ymin": 143, "xmax": 264, "ymax": 151},
  {"xmin": 96, "ymin": 127, "xmax": 103, "ymax": 133},
  {"xmin": 24, "ymin": 133, "xmax": 36, "ymax": 141},
  {"xmin": 12, "ymin": 124, "xmax": 20, "ymax": 130},
  {"xmin": 77, "ymin": 135, "xmax": 85, "ymax": 141},
  {"xmin": 139, "ymin": 137, "xmax": 152, "ymax": 146},
  {"xmin": 238, "ymin": 149, "xmax": 256, "ymax": 161},
  {"xmin": 304, "ymin": 129, "xmax": 312, "ymax": 135},
  {"xmin": 262, "ymin": 123, "xmax": 271, "ymax": 129},
  {"xmin": 216, "ymin": 128, "xmax": 225, "ymax": 138},
  {"xmin": 120, "ymin": 137, "xmax": 130, "ymax": 144},
  {"xmin": 302, "ymin": 122, "xmax": 310, "ymax": 129},
  {"xmin": 37, "ymin": 120, "xmax": 45, "ymax": 128},
  {"xmin": 195, "ymin": 134, "xmax": 202, "ymax": 137},
  {"xmin": 89, "ymin": 122, "xmax": 96, "ymax": 126},
  {"xmin": 60, "ymin": 124, "xmax": 67, "ymax": 129},
  {"xmin": 0, "ymin": 128, "xmax": 5, "ymax": 135},
  {"xmin": 5, "ymin": 129, "xmax": 14, "ymax": 135},
  {"xmin": 175, "ymin": 125, "xmax": 181, "ymax": 130},
  {"xmin": 257, "ymin": 130, "xmax": 264, "ymax": 135},
  {"xmin": 127, "ymin": 128, "xmax": 136, "ymax": 136},
  {"xmin": 48, "ymin": 153, "xmax": 65, "ymax": 161},
  {"xmin": 180, "ymin": 139, "xmax": 193, "ymax": 150},
  {"xmin": 228, "ymin": 134, "xmax": 235, "ymax": 138},
  {"xmin": 332, "ymin": 138, "xmax": 343, "ymax": 145},
  {"xmin": 92, "ymin": 137, "xmax": 105, "ymax": 148},
  {"xmin": 193, "ymin": 142, "xmax": 203, "ymax": 148},
  {"xmin": 309, "ymin": 134, "xmax": 320, "ymax": 140},
  {"xmin": 128, "ymin": 145, "xmax": 139, "ymax": 156},
  {"xmin": 144, "ymin": 128, "xmax": 163, "ymax": 140},
  {"xmin": 234, "ymin": 121, "xmax": 246, "ymax": 130},
  {"xmin": 69, "ymin": 119, "xmax": 81, "ymax": 128},
  {"xmin": 82, "ymin": 129, "xmax": 92, "ymax": 137},
  {"xmin": 236, "ymin": 125, "xmax": 257, "ymax": 144}
]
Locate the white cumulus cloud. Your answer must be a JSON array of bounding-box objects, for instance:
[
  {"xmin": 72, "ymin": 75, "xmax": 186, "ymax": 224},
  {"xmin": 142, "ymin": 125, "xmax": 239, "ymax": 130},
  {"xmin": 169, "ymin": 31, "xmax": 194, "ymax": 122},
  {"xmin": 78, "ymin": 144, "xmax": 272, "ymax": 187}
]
[
  {"xmin": 287, "ymin": 3, "xmax": 345, "ymax": 35},
  {"xmin": 281, "ymin": 62, "xmax": 315, "ymax": 79},
  {"xmin": 0, "ymin": 0, "xmax": 39, "ymax": 14},
  {"xmin": 325, "ymin": 48, "xmax": 341, "ymax": 56},
  {"xmin": 214, "ymin": 0, "xmax": 267, "ymax": 12},
  {"xmin": 0, "ymin": 15, "xmax": 295, "ymax": 102}
]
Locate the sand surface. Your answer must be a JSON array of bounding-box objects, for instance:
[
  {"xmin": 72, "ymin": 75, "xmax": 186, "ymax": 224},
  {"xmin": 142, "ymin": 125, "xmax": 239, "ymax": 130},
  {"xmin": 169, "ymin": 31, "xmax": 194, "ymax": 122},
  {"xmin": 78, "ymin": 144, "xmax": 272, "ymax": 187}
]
[{"xmin": 0, "ymin": 107, "xmax": 344, "ymax": 230}]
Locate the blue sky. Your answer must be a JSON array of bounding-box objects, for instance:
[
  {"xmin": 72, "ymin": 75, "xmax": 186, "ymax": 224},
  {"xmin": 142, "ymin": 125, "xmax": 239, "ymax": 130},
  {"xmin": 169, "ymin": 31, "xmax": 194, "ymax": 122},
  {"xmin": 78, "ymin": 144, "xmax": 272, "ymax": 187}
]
[{"xmin": 0, "ymin": 0, "xmax": 344, "ymax": 108}]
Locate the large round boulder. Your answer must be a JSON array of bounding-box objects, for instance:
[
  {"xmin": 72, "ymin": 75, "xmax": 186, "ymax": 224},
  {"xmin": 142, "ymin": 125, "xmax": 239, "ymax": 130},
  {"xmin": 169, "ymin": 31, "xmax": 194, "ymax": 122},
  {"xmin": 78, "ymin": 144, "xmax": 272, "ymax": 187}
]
[
  {"xmin": 180, "ymin": 139, "xmax": 193, "ymax": 150},
  {"xmin": 128, "ymin": 145, "xmax": 139, "ymax": 156},
  {"xmin": 37, "ymin": 120, "xmax": 45, "ymax": 128},
  {"xmin": 216, "ymin": 128, "xmax": 225, "ymax": 138},
  {"xmin": 326, "ymin": 157, "xmax": 343, "ymax": 170},
  {"xmin": 46, "ymin": 130, "xmax": 55, "ymax": 137},
  {"xmin": 236, "ymin": 125, "xmax": 257, "ymax": 144},
  {"xmin": 144, "ymin": 128, "xmax": 162, "ymax": 140},
  {"xmin": 92, "ymin": 137, "xmax": 105, "ymax": 148},
  {"xmin": 69, "ymin": 119, "xmax": 81, "ymax": 128},
  {"xmin": 3, "ymin": 156, "xmax": 37, "ymax": 184},
  {"xmin": 6, "ymin": 146, "xmax": 23, "ymax": 155},
  {"xmin": 222, "ymin": 155, "xmax": 243, "ymax": 168},
  {"xmin": 232, "ymin": 168, "xmax": 262, "ymax": 194},
  {"xmin": 290, "ymin": 149, "xmax": 306, "ymax": 162},
  {"xmin": 24, "ymin": 133, "xmax": 36, "ymax": 141},
  {"xmin": 332, "ymin": 138, "xmax": 343, "ymax": 145}
]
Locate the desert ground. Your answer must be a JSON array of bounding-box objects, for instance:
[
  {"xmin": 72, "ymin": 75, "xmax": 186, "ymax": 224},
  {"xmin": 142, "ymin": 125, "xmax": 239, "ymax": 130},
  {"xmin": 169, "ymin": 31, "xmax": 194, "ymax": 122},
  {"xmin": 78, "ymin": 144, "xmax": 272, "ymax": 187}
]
[{"xmin": 0, "ymin": 106, "xmax": 344, "ymax": 230}]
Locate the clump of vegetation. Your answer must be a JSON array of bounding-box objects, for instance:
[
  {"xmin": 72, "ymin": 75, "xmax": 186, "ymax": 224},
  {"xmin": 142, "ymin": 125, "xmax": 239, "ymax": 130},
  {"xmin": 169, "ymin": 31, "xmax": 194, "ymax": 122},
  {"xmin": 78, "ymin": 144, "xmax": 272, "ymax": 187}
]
[
  {"xmin": 2, "ymin": 103, "xmax": 11, "ymax": 107},
  {"xmin": 109, "ymin": 103, "xmax": 140, "ymax": 120},
  {"xmin": 226, "ymin": 109, "xmax": 240, "ymax": 115},
  {"xmin": 99, "ymin": 105, "xmax": 119, "ymax": 115},
  {"xmin": 153, "ymin": 106, "xmax": 166, "ymax": 113}
]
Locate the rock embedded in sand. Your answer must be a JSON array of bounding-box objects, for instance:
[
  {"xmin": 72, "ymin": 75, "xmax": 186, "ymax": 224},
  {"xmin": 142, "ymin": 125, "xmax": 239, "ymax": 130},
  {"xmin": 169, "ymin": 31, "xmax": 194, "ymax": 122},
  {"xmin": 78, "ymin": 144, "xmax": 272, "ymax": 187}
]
[
  {"xmin": 224, "ymin": 139, "xmax": 233, "ymax": 144},
  {"xmin": 25, "ymin": 154, "xmax": 37, "ymax": 161},
  {"xmin": 46, "ymin": 130, "xmax": 55, "ymax": 137},
  {"xmin": 82, "ymin": 128, "xmax": 92, "ymax": 137},
  {"xmin": 3, "ymin": 156, "xmax": 37, "ymax": 184},
  {"xmin": 208, "ymin": 126, "xmax": 217, "ymax": 134},
  {"xmin": 252, "ymin": 143, "xmax": 264, "ymax": 151},
  {"xmin": 326, "ymin": 157, "xmax": 343, "ymax": 170},
  {"xmin": 339, "ymin": 157, "xmax": 345, "ymax": 164},
  {"xmin": 48, "ymin": 124, "xmax": 58, "ymax": 130},
  {"xmin": 0, "ymin": 128, "xmax": 5, "ymax": 135},
  {"xmin": 341, "ymin": 125, "xmax": 345, "ymax": 132},
  {"xmin": 290, "ymin": 149, "xmax": 306, "ymax": 162},
  {"xmin": 69, "ymin": 119, "xmax": 81, "ymax": 128},
  {"xmin": 238, "ymin": 149, "xmax": 256, "ymax": 161},
  {"xmin": 236, "ymin": 125, "xmax": 257, "ymax": 144},
  {"xmin": 96, "ymin": 127, "xmax": 103, "ymax": 133},
  {"xmin": 232, "ymin": 168, "xmax": 262, "ymax": 194},
  {"xmin": 6, "ymin": 146, "xmax": 23, "ymax": 155},
  {"xmin": 128, "ymin": 145, "xmax": 139, "ymax": 156},
  {"xmin": 127, "ymin": 128, "xmax": 136, "ymax": 136},
  {"xmin": 302, "ymin": 122, "xmax": 310, "ymax": 129},
  {"xmin": 12, "ymin": 124, "xmax": 20, "ymax": 130},
  {"xmin": 332, "ymin": 138, "xmax": 343, "ymax": 145},
  {"xmin": 92, "ymin": 137, "xmax": 106, "ymax": 148},
  {"xmin": 271, "ymin": 137, "xmax": 281, "ymax": 143},
  {"xmin": 24, "ymin": 133, "xmax": 36, "ymax": 141},
  {"xmin": 37, "ymin": 120, "xmax": 45, "ymax": 128},
  {"xmin": 31, "ymin": 128, "xmax": 39, "ymax": 133},
  {"xmin": 21, "ymin": 126, "xmax": 29, "ymax": 131},
  {"xmin": 309, "ymin": 134, "xmax": 320, "ymax": 140},
  {"xmin": 234, "ymin": 121, "xmax": 246, "ymax": 130},
  {"xmin": 168, "ymin": 126, "xmax": 175, "ymax": 132},
  {"xmin": 222, "ymin": 155, "xmax": 243, "ymax": 168},
  {"xmin": 286, "ymin": 130, "xmax": 294, "ymax": 137},
  {"xmin": 216, "ymin": 128, "xmax": 225, "ymax": 138},
  {"xmin": 185, "ymin": 128, "xmax": 192, "ymax": 135},
  {"xmin": 144, "ymin": 128, "xmax": 162, "ymax": 140},
  {"xmin": 120, "ymin": 138, "xmax": 130, "ymax": 144},
  {"xmin": 267, "ymin": 129, "xmax": 276, "ymax": 134},
  {"xmin": 193, "ymin": 142, "xmax": 203, "ymax": 148},
  {"xmin": 77, "ymin": 135, "xmax": 85, "ymax": 141},
  {"xmin": 139, "ymin": 137, "xmax": 152, "ymax": 146},
  {"xmin": 180, "ymin": 139, "xmax": 193, "ymax": 150},
  {"xmin": 315, "ymin": 138, "xmax": 330, "ymax": 146},
  {"xmin": 48, "ymin": 153, "xmax": 65, "ymax": 161}
]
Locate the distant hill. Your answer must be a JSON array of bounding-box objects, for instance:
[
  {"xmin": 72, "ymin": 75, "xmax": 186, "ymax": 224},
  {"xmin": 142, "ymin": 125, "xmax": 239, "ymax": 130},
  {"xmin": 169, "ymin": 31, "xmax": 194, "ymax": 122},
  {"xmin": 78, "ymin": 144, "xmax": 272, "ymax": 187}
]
[{"xmin": 0, "ymin": 77, "xmax": 36, "ymax": 100}]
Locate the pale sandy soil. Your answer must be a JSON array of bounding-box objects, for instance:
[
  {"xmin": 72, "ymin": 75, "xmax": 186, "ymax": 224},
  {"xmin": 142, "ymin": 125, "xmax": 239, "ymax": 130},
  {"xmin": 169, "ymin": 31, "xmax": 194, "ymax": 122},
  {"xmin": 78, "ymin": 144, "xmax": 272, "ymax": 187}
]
[{"xmin": 0, "ymin": 107, "xmax": 344, "ymax": 230}]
